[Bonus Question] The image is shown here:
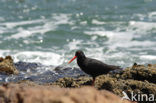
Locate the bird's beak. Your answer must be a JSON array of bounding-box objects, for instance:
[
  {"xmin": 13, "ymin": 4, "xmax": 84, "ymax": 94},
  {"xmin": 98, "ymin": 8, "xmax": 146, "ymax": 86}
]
[{"xmin": 68, "ymin": 56, "xmax": 77, "ymax": 64}]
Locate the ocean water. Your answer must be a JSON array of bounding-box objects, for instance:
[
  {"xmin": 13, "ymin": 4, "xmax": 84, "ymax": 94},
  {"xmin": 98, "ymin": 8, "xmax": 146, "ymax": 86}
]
[{"xmin": 0, "ymin": 0, "xmax": 156, "ymax": 83}]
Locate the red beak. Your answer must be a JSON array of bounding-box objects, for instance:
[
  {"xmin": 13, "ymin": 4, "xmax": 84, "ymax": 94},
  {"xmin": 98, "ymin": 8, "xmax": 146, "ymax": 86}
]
[{"xmin": 68, "ymin": 56, "xmax": 77, "ymax": 64}]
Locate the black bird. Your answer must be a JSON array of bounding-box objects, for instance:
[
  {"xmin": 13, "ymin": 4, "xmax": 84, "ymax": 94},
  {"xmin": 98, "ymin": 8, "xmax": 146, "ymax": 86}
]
[{"xmin": 68, "ymin": 50, "xmax": 121, "ymax": 85}]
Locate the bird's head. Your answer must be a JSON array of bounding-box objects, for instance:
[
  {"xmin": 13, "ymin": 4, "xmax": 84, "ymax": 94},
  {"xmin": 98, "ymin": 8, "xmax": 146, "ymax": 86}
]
[{"xmin": 68, "ymin": 50, "xmax": 86, "ymax": 64}]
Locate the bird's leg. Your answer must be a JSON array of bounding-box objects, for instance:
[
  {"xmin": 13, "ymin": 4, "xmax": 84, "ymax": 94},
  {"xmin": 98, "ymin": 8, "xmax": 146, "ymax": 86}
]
[{"xmin": 91, "ymin": 77, "xmax": 95, "ymax": 86}]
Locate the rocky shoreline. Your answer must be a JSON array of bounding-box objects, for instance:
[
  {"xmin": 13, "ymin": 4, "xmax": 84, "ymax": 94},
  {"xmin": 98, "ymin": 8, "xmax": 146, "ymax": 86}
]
[
  {"xmin": 53, "ymin": 63, "xmax": 156, "ymax": 102},
  {"xmin": 0, "ymin": 56, "xmax": 156, "ymax": 103}
]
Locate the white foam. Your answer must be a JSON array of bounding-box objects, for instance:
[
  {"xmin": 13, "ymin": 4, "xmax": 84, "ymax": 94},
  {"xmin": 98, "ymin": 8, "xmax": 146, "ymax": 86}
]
[
  {"xmin": 66, "ymin": 39, "xmax": 82, "ymax": 51},
  {"xmin": 85, "ymin": 47, "xmax": 104, "ymax": 60},
  {"xmin": 128, "ymin": 21, "xmax": 156, "ymax": 34},
  {"xmin": 80, "ymin": 19, "xmax": 156, "ymax": 67},
  {"xmin": 80, "ymin": 21, "xmax": 87, "ymax": 25},
  {"xmin": 84, "ymin": 30, "xmax": 114, "ymax": 37},
  {"xmin": 51, "ymin": 13, "xmax": 74, "ymax": 25},
  {"xmin": 92, "ymin": 19, "xmax": 105, "ymax": 25},
  {"xmin": 9, "ymin": 28, "xmax": 32, "ymax": 39},
  {"xmin": 13, "ymin": 51, "xmax": 64, "ymax": 66},
  {"xmin": 140, "ymin": 55, "xmax": 156, "ymax": 60},
  {"xmin": 85, "ymin": 20, "xmax": 156, "ymax": 41},
  {"xmin": 0, "ymin": 26, "xmax": 9, "ymax": 34},
  {"xmin": 110, "ymin": 40, "xmax": 155, "ymax": 49},
  {"xmin": 4, "ymin": 13, "xmax": 74, "ymax": 40},
  {"xmin": 0, "ymin": 50, "xmax": 64, "ymax": 66},
  {"xmin": 84, "ymin": 30, "xmax": 133, "ymax": 42},
  {"xmin": 7, "ymin": 25, "xmax": 52, "ymax": 39},
  {"xmin": 0, "ymin": 19, "xmax": 44, "ymax": 29},
  {"xmin": 84, "ymin": 19, "xmax": 156, "ymax": 51},
  {"xmin": 0, "ymin": 50, "xmax": 12, "ymax": 57},
  {"xmin": 133, "ymin": 13, "xmax": 146, "ymax": 21},
  {"xmin": 148, "ymin": 11, "xmax": 156, "ymax": 19}
]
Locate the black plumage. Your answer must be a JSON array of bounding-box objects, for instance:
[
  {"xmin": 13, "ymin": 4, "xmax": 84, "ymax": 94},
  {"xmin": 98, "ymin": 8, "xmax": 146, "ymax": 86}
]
[{"xmin": 68, "ymin": 50, "xmax": 121, "ymax": 85}]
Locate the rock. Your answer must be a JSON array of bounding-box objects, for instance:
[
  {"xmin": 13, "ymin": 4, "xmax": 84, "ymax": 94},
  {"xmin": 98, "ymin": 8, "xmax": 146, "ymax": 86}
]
[
  {"xmin": 0, "ymin": 56, "xmax": 19, "ymax": 74},
  {"xmin": 52, "ymin": 63, "xmax": 156, "ymax": 103},
  {"xmin": 0, "ymin": 83, "xmax": 133, "ymax": 103},
  {"xmin": 110, "ymin": 63, "xmax": 156, "ymax": 83},
  {"xmin": 15, "ymin": 61, "xmax": 39, "ymax": 71},
  {"xmin": 95, "ymin": 75, "xmax": 156, "ymax": 97},
  {"xmin": 53, "ymin": 75, "xmax": 156, "ymax": 98},
  {"xmin": 53, "ymin": 76, "xmax": 92, "ymax": 88}
]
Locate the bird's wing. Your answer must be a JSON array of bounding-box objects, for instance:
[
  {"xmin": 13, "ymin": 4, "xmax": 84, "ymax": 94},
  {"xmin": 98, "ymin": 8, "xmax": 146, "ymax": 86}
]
[
  {"xmin": 85, "ymin": 58, "xmax": 121, "ymax": 71},
  {"xmin": 85, "ymin": 58, "xmax": 107, "ymax": 68},
  {"xmin": 107, "ymin": 64, "xmax": 121, "ymax": 70}
]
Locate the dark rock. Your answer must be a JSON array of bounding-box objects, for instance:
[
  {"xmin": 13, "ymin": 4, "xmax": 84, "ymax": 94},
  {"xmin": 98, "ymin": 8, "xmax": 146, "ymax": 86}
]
[{"xmin": 15, "ymin": 61, "xmax": 40, "ymax": 71}]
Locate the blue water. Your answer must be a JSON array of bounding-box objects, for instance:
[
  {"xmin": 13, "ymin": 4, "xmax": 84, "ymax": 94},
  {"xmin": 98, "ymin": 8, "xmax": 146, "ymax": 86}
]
[{"xmin": 0, "ymin": 0, "xmax": 156, "ymax": 83}]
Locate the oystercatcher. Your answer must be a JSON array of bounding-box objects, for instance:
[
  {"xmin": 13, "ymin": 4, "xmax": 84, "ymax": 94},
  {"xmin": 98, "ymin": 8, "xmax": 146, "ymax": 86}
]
[{"xmin": 68, "ymin": 50, "xmax": 121, "ymax": 85}]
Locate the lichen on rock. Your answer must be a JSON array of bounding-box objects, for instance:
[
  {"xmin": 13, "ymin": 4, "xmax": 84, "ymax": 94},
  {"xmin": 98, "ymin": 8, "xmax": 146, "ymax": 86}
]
[
  {"xmin": 0, "ymin": 56, "xmax": 19, "ymax": 74},
  {"xmin": 95, "ymin": 75, "xmax": 156, "ymax": 97},
  {"xmin": 52, "ymin": 63, "xmax": 156, "ymax": 103},
  {"xmin": 53, "ymin": 76, "xmax": 92, "ymax": 88},
  {"xmin": 110, "ymin": 63, "xmax": 156, "ymax": 84}
]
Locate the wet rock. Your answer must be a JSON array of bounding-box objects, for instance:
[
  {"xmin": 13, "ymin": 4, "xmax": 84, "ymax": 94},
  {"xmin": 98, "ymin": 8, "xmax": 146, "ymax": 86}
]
[
  {"xmin": 0, "ymin": 83, "xmax": 133, "ymax": 103},
  {"xmin": 110, "ymin": 63, "xmax": 156, "ymax": 83},
  {"xmin": 15, "ymin": 61, "xmax": 40, "ymax": 71},
  {"xmin": 0, "ymin": 56, "xmax": 18, "ymax": 74}
]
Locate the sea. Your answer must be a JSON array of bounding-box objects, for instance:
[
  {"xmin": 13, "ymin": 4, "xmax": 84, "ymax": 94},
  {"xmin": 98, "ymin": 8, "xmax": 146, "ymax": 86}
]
[{"xmin": 0, "ymin": 0, "xmax": 156, "ymax": 83}]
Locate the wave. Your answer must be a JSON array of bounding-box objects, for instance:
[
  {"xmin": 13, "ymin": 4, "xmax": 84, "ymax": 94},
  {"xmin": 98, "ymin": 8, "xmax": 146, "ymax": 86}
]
[
  {"xmin": 0, "ymin": 13, "xmax": 74, "ymax": 40},
  {"xmin": 0, "ymin": 50, "xmax": 64, "ymax": 66}
]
